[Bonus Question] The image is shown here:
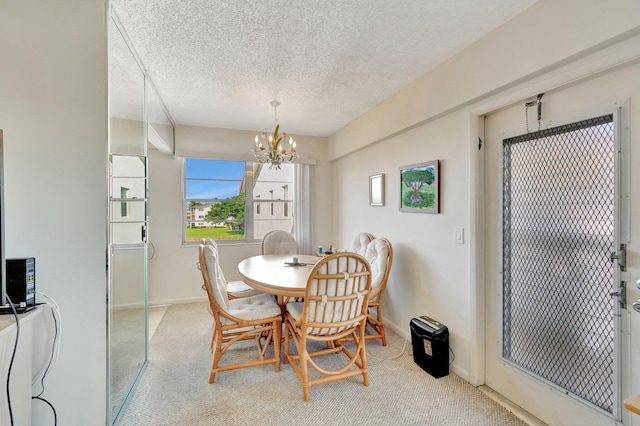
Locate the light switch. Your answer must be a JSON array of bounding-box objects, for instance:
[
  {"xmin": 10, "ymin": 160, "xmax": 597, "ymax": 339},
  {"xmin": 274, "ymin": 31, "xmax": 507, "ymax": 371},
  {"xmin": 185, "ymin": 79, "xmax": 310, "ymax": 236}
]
[{"xmin": 454, "ymin": 227, "xmax": 464, "ymax": 244}]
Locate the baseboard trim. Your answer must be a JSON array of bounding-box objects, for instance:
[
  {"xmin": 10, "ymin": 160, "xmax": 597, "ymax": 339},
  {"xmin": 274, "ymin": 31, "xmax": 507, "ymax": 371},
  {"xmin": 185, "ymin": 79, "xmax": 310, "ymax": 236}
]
[
  {"xmin": 478, "ymin": 385, "xmax": 547, "ymax": 426},
  {"xmin": 149, "ymin": 296, "xmax": 208, "ymax": 307}
]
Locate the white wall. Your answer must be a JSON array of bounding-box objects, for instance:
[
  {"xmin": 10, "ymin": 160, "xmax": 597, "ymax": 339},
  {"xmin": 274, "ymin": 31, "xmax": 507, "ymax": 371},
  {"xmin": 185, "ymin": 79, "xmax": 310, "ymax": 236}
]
[
  {"xmin": 333, "ymin": 110, "xmax": 473, "ymax": 374},
  {"xmin": 147, "ymin": 125, "xmax": 332, "ymax": 305},
  {"xmin": 0, "ymin": 0, "xmax": 108, "ymax": 424},
  {"xmin": 328, "ymin": 0, "xmax": 640, "ymax": 384}
]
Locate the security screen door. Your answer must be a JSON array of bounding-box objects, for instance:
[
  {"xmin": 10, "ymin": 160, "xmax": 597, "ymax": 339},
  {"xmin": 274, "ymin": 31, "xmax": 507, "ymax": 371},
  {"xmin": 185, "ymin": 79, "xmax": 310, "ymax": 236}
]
[
  {"xmin": 484, "ymin": 102, "xmax": 629, "ymax": 425},
  {"xmin": 501, "ymin": 115, "xmax": 618, "ymax": 413}
]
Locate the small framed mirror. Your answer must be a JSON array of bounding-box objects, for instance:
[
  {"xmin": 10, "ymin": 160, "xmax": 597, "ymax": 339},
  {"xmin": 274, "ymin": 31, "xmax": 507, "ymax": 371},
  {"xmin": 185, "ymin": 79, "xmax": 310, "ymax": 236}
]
[{"xmin": 369, "ymin": 174, "xmax": 385, "ymax": 206}]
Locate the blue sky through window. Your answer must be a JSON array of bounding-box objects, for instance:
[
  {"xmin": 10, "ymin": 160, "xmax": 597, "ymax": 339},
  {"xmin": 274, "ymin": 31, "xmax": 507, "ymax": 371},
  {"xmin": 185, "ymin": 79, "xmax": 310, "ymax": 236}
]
[{"xmin": 185, "ymin": 159, "xmax": 245, "ymax": 199}]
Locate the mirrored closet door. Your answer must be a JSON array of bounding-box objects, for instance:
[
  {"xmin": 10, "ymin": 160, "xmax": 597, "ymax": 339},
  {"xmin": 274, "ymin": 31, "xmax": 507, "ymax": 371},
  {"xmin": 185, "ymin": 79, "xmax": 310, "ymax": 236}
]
[{"xmin": 108, "ymin": 14, "xmax": 148, "ymax": 424}]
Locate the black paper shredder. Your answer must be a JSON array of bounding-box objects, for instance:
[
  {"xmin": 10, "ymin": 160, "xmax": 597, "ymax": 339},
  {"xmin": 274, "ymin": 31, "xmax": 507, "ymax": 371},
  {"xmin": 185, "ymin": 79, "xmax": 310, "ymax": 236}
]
[{"xmin": 410, "ymin": 315, "xmax": 449, "ymax": 378}]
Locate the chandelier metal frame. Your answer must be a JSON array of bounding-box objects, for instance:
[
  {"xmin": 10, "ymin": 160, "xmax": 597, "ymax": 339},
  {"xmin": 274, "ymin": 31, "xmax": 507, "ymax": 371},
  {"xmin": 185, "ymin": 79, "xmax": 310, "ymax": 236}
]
[{"xmin": 252, "ymin": 101, "xmax": 297, "ymax": 170}]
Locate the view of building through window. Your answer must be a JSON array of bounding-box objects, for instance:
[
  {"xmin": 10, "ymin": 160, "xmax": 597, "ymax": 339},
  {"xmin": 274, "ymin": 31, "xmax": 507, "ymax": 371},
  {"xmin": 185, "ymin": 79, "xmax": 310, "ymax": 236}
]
[{"xmin": 184, "ymin": 159, "xmax": 294, "ymax": 242}]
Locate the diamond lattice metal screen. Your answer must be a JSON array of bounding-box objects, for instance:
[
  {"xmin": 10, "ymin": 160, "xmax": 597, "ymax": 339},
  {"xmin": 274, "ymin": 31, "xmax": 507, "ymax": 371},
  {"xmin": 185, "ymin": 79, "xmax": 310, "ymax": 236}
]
[{"xmin": 502, "ymin": 114, "xmax": 615, "ymax": 413}]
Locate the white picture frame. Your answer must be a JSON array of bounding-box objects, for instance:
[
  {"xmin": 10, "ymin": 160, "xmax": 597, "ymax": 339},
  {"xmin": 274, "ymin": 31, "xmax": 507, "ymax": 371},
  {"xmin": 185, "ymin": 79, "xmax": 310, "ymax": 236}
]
[{"xmin": 369, "ymin": 174, "xmax": 385, "ymax": 206}]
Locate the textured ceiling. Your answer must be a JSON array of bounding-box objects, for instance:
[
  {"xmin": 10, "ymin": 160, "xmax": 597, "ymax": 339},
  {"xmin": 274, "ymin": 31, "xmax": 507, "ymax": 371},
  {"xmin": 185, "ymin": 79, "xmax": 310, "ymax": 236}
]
[{"xmin": 110, "ymin": 0, "xmax": 536, "ymax": 137}]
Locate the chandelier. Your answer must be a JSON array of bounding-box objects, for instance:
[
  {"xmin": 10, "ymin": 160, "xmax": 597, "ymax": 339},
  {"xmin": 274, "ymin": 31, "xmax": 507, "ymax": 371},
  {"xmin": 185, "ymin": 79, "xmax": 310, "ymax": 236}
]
[{"xmin": 252, "ymin": 100, "xmax": 297, "ymax": 170}]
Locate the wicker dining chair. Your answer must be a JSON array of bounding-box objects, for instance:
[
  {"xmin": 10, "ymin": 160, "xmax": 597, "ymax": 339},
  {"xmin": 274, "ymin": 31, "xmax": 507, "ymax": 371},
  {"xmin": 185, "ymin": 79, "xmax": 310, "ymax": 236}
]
[
  {"xmin": 199, "ymin": 244, "xmax": 282, "ymax": 383},
  {"xmin": 261, "ymin": 230, "xmax": 300, "ymax": 303},
  {"xmin": 200, "ymin": 238, "xmax": 261, "ymax": 299},
  {"xmin": 349, "ymin": 232, "xmax": 375, "ymax": 256},
  {"xmin": 261, "ymin": 230, "xmax": 297, "ymax": 255},
  {"xmin": 284, "ymin": 252, "xmax": 371, "ymax": 401},
  {"xmin": 363, "ymin": 238, "xmax": 393, "ymax": 346}
]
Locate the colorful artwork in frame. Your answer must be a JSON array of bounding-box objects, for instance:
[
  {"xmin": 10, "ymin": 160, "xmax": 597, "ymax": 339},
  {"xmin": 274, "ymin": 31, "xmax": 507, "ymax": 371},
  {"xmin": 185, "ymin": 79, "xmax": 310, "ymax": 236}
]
[{"xmin": 399, "ymin": 160, "xmax": 439, "ymax": 213}]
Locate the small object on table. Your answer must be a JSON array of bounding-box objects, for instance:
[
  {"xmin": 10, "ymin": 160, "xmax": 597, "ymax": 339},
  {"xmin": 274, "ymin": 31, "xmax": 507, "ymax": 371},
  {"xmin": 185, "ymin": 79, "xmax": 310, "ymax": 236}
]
[{"xmin": 285, "ymin": 257, "xmax": 308, "ymax": 267}]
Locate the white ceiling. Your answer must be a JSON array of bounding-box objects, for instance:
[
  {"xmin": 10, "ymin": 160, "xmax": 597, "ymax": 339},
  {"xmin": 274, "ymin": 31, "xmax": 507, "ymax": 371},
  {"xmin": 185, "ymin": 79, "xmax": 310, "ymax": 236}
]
[{"xmin": 110, "ymin": 0, "xmax": 537, "ymax": 137}]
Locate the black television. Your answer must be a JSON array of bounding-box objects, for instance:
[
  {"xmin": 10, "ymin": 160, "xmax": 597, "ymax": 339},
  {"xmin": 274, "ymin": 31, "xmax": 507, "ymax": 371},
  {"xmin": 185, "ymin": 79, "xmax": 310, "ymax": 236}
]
[{"xmin": 0, "ymin": 129, "xmax": 5, "ymax": 307}]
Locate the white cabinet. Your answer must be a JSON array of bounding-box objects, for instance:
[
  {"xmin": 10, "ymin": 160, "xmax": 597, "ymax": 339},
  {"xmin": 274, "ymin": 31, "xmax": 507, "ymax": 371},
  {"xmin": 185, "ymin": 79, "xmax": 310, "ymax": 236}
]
[{"xmin": 0, "ymin": 308, "xmax": 41, "ymax": 426}]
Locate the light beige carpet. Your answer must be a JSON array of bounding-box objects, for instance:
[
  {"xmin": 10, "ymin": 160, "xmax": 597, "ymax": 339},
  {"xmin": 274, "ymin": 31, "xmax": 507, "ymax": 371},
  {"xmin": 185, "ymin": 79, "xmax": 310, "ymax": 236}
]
[{"xmin": 118, "ymin": 302, "xmax": 529, "ymax": 426}]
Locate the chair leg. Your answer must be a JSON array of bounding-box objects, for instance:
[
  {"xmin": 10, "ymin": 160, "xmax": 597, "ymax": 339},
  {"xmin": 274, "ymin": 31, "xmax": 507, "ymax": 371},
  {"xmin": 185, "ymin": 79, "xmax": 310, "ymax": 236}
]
[
  {"xmin": 367, "ymin": 305, "xmax": 387, "ymax": 346},
  {"xmin": 283, "ymin": 319, "xmax": 290, "ymax": 364},
  {"xmin": 274, "ymin": 320, "xmax": 282, "ymax": 373},
  {"xmin": 375, "ymin": 304, "xmax": 387, "ymax": 346},
  {"xmin": 301, "ymin": 349, "xmax": 310, "ymax": 402},
  {"xmin": 359, "ymin": 331, "xmax": 369, "ymax": 387},
  {"xmin": 209, "ymin": 331, "xmax": 222, "ymax": 384},
  {"xmin": 379, "ymin": 323, "xmax": 387, "ymax": 346}
]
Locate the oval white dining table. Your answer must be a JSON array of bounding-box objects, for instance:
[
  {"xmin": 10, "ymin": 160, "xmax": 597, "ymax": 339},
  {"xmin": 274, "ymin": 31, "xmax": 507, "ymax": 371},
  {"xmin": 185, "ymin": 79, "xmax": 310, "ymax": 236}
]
[{"xmin": 237, "ymin": 254, "xmax": 320, "ymax": 299}]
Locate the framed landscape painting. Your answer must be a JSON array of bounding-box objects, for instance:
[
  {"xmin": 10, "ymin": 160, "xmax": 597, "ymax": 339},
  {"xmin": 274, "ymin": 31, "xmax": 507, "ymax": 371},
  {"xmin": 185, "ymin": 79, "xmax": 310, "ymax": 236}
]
[{"xmin": 399, "ymin": 160, "xmax": 439, "ymax": 213}]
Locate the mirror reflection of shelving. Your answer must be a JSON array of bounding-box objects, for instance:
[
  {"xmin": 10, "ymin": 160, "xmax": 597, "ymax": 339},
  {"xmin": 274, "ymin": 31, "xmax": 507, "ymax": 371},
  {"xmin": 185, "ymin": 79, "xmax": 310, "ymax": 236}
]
[{"xmin": 110, "ymin": 155, "xmax": 148, "ymax": 245}]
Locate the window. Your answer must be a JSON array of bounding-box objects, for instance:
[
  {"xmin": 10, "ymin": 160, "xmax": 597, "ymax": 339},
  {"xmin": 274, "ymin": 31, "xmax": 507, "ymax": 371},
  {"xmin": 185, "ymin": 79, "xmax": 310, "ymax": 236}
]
[{"xmin": 184, "ymin": 159, "xmax": 294, "ymax": 242}]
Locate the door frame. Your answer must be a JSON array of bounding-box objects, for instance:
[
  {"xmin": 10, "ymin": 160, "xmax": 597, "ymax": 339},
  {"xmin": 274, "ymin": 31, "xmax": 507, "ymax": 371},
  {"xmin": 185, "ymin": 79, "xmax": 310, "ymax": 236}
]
[
  {"xmin": 470, "ymin": 97, "xmax": 632, "ymax": 424},
  {"xmin": 467, "ymin": 34, "xmax": 640, "ymax": 386}
]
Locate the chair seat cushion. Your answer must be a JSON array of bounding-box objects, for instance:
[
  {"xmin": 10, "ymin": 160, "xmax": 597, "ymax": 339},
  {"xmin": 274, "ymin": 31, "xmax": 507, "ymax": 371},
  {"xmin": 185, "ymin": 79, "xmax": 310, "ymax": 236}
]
[
  {"xmin": 227, "ymin": 280, "xmax": 261, "ymax": 297},
  {"xmin": 228, "ymin": 293, "xmax": 281, "ymax": 321},
  {"xmin": 286, "ymin": 302, "xmax": 304, "ymax": 321},
  {"xmin": 286, "ymin": 302, "xmax": 348, "ymax": 335}
]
